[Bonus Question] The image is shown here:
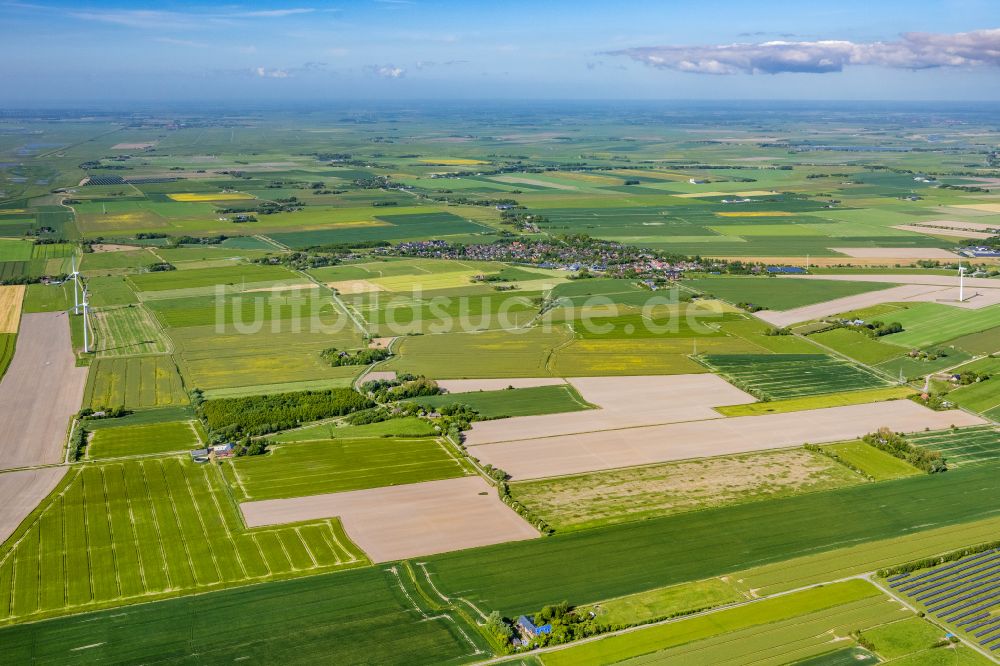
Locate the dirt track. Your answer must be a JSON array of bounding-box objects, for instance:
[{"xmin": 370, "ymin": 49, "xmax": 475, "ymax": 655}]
[
  {"xmin": 0, "ymin": 467, "xmax": 65, "ymax": 543},
  {"xmin": 470, "ymin": 401, "xmax": 985, "ymax": 480},
  {"xmin": 464, "ymin": 374, "xmax": 755, "ymax": 445},
  {"xmin": 829, "ymin": 248, "xmax": 961, "ymax": 259},
  {"xmin": 241, "ymin": 476, "xmax": 538, "ymax": 562},
  {"xmin": 0, "ymin": 313, "xmax": 88, "ymax": 469}
]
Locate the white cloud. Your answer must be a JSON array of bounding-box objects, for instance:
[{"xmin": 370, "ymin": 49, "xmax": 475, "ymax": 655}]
[
  {"xmin": 254, "ymin": 67, "xmax": 290, "ymax": 78},
  {"xmin": 368, "ymin": 64, "xmax": 405, "ymax": 78},
  {"xmin": 607, "ymin": 28, "xmax": 1000, "ymax": 75}
]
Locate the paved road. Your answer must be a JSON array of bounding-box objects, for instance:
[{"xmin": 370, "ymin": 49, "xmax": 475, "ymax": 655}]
[{"xmin": 0, "ymin": 312, "xmax": 88, "ymax": 469}]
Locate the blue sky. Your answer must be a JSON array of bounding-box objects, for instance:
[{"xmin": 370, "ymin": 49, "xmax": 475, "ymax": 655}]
[{"xmin": 2, "ymin": 0, "xmax": 999, "ymax": 104}]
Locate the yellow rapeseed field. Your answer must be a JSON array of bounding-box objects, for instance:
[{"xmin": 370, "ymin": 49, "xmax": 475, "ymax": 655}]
[{"xmin": 715, "ymin": 211, "xmax": 795, "ymax": 217}]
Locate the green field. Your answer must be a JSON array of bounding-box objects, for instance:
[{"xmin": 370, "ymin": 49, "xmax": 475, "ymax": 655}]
[
  {"xmin": 87, "ymin": 421, "xmax": 203, "ymax": 459},
  {"xmin": 0, "ymin": 239, "xmax": 35, "ymax": 262},
  {"xmin": 272, "ymin": 416, "xmax": 438, "ymax": 442},
  {"xmin": 422, "ymin": 462, "xmax": 1000, "ymax": 616},
  {"xmin": 512, "ymin": 448, "xmax": 861, "ymax": 532},
  {"xmin": 809, "ymin": 327, "xmax": 904, "ymax": 365},
  {"xmin": 228, "ymin": 437, "xmax": 470, "ymax": 501},
  {"xmin": 385, "ymin": 327, "xmax": 571, "ymax": 378},
  {"xmin": 21, "ymin": 282, "xmax": 72, "ymax": 313},
  {"xmin": 821, "ymin": 440, "xmax": 923, "ymax": 480},
  {"xmin": 128, "ymin": 263, "xmax": 298, "ymax": 292},
  {"xmin": 91, "ymin": 304, "xmax": 170, "ymax": 356},
  {"xmin": 409, "ymin": 384, "xmax": 593, "ymax": 419},
  {"xmin": 582, "ymin": 577, "xmax": 745, "ymax": 630},
  {"xmin": 881, "ymin": 303, "xmax": 1000, "ymax": 348},
  {"xmin": 0, "ymin": 333, "xmax": 14, "ymax": 379},
  {"xmin": 860, "ymin": 617, "xmax": 950, "ymax": 660},
  {"xmin": 682, "ymin": 277, "xmax": 893, "ymax": 310},
  {"xmin": 0, "ymin": 458, "xmax": 367, "ymax": 624},
  {"xmin": 83, "ymin": 355, "xmax": 189, "ymax": 409},
  {"xmin": 944, "ymin": 376, "xmax": 1000, "ymax": 419},
  {"xmin": 0, "ymin": 566, "xmax": 486, "ymax": 665},
  {"xmin": 714, "ymin": 386, "xmax": 913, "ymax": 416},
  {"xmin": 700, "ymin": 353, "xmax": 890, "ymax": 399},
  {"xmin": 542, "ymin": 580, "xmax": 900, "ymax": 666},
  {"xmin": 908, "ymin": 426, "xmax": 1000, "ymax": 466}
]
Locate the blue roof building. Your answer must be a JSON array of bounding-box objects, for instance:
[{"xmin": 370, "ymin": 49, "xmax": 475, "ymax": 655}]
[{"xmin": 517, "ymin": 615, "xmax": 552, "ymax": 638}]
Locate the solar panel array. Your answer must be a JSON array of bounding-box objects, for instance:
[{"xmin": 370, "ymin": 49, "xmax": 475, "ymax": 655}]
[{"xmin": 890, "ymin": 549, "xmax": 1000, "ymax": 651}]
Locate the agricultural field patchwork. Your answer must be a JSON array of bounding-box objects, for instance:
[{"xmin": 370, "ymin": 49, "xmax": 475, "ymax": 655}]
[
  {"xmin": 699, "ymin": 353, "xmax": 891, "ymax": 399},
  {"xmin": 511, "ymin": 448, "xmax": 862, "ymax": 532},
  {"xmin": 83, "ymin": 355, "xmax": 188, "ymax": 409},
  {"xmin": 909, "ymin": 427, "xmax": 1000, "ymax": 467},
  {"xmin": 821, "ymin": 440, "xmax": 923, "ymax": 480},
  {"xmin": 90, "ymin": 304, "xmax": 170, "ymax": 356},
  {"xmin": 86, "ymin": 420, "xmax": 203, "ymax": 459},
  {"xmin": 228, "ymin": 437, "xmax": 471, "ymax": 501},
  {"xmin": 0, "ymin": 458, "xmax": 367, "ymax": 624}
]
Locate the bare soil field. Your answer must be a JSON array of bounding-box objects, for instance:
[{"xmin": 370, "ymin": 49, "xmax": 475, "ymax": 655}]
[
  {"xmin": 438, "ymin": 377, "xmax": 568, "ymax": 393},
  {"xmin": 757, "ymin": 275, "xmax": 1000, "ymax": 326},
  {"xmin": 892, "ymin": 224, "xmax": 994, "ymax": 240},
  {"xmin": 464, "ymin": 374, "xmax": 755, "ymax": 446},
  {"xmin": 241, "ymin": 476, "xmax": 538, "ymax": 562},
  {"xmin": 470, "ymin": 401, "xmax": 984, "ymax": 480},
  {"xmin": 0, "ymin": 313, "xmax": 88, "ymax": 469},
  {"xmin": 362, "ymin": 370, "xmax": 397, "ymax": 383},
  {"xmin": 830, "ymin": 247, "xmax": 961, "ymax": 259},
  {"xmin": 755, "ymin": 285, "xmax": 945, "ymax": 327},
  {"xmin": 90, "ymin": 243, "xmax": 143, "ymax": 253},
  {"xmin": 0, "ymin": 285, "xmax": 25, "ymax": 333},
  {"xmin": 111, "ymin": 142, "xmax": 156, "ymax": 150},
  {"xmin": 0, "ymin": 467, "xmax": 66, "ymax": 543},
  {"xmin": 327, "ymin": 279, "xmax": 385, "ymax": 293},
  {"xmin": 795, "ymin": 274, "xmax": 1000, "ymax": 289},
  {"xmin": 913, "ymin": 220, "xmax": 998, "ymax": 232},
  {"xmin": 368, "ymin": 336, "xmax": 396, "ymax": 349}
]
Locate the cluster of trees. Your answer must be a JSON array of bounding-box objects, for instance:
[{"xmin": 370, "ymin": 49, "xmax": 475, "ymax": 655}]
[
  {"xmin": 218, "ymin": 199, "xmax": 301, "ymax": 215},
  {"xmin": 359, "ymin": 375, "xmax": 442, "ymax": 402},
  {"xmin": 863, "ymin": 427, "xmax": 946, "ymax": 473},
  {"xmin": 147, "ymin": 262, "xmax": 176, "ymax": 272},
  {"xmin": 953, "ymin": 370, "xmax": 991, "ymax": 385},
  {"xmin": 938, "ymin": 183, "xmax": 990, "ymax": 193},
  {"xmin": 253, "ymin": 251, "xmax": 341, "ymax": 270},
  {"xmin": 319, "ymin": 347, "xmax": 392, "ymax": 367},
  {"xmin": 198, "ymin": 389, "xmax": 374, "ymax": 439},
  {"xmin": 79, "ymin": 406, "xmax": 132, "ymax": 420},
  {"xmin": 70, "ymin": 425, "xmax": 88, "ymax": 462},
  {"xmin": 763, "ymin": 326, "xmax": 791, "ymax": 336},
  {"xmin": 837, "ymin": 319, "xmax": 903, "ymax": 338},
  {"xmin": 232, "ymin": 437, "xmax": 271, "ymax": 457},
  {"xmin": 878, "ymin": 538, "xmax": 1000, "ymax": 578},
  {"xmin": 494, "ymin": 475, "xmax": 552, "ymax": 535},
  {"xmin": 736, "ymin": 301, "xmax": 764, "ymax": 312},
  {"xmin": 907, "ymin": 348, "xmax": 948, "ymax": 362}
]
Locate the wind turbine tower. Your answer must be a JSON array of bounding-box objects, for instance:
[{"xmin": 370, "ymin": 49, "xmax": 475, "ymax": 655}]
[
  {"xmin": 70, "ymin": 255, "xmax": 80, "ymax": 315},
  {"xmin": 81, "ymin": 286, "xmax": 91, "ymax": 353},
  {"xmin": 959, "ymin": 264, "xmax": 966, "ymax": 302}
]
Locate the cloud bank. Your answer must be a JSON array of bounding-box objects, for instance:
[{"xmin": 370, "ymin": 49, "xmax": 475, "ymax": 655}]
[{"xmin": 607, "ymin": 28, "xmax": 1000, "ymax": 75}]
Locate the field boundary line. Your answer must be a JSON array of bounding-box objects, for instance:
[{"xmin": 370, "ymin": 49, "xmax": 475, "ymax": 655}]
[
  {"xmin": 200, "ymin": 465, "xmax": 249, "ymax": 580},
  {"xmin": 178, "ymin": 462, "xmax": 224, "ymax": 584},
  {"xmin": 138, "ymin": 461, "xmax": 174, "ymax": 591},
  {"xmin": 156, "ymin": 460, "xmax": 198, "ymax": 586},
  {"xmin": 98, "ymin": 466, "xmax": 124, "ymax": 599},
  {"xmin": 117, "ymin": 464, "xmax": 149, "ymax": 594}
]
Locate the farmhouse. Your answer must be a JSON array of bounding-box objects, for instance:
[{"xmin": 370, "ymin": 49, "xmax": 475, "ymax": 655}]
[{"xmin": 517, "ymin": 615, "xmax": 552, "ymax": 638}]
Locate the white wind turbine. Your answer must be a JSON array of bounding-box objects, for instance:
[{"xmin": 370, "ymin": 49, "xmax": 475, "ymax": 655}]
[
  {"xmin": 958, "ymin": 263, "xmax": 967, "ymax": 302},
  {"xmin": 69, "ymin": 254, "xmax": 81, "ymax": 315},
  {"xmin": 81, "ymin": 285, "xmax": 92, "ymax": 353}
]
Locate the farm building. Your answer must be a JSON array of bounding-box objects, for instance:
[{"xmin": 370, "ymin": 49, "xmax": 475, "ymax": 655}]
[{"xmin": 517, "ymin": 615, "xmax": 552, "ymax": 638}]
